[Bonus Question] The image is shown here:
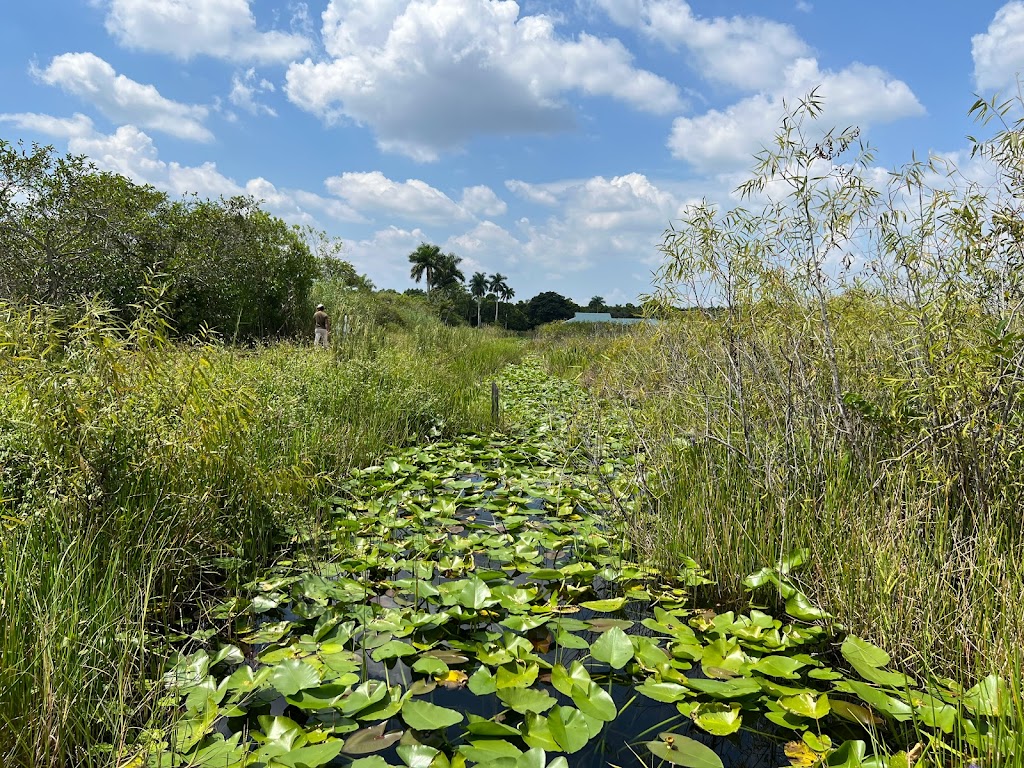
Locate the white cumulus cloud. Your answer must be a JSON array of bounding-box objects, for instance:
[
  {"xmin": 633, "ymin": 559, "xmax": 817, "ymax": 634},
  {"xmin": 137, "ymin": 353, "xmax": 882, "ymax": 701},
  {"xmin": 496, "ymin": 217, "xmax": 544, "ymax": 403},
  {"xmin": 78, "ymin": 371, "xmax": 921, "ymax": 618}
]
[
  {"xmin": 592, "ymin": 0, "xmax": 810, "ymax": 90},
  {"xmin": 285, "ymin": 0, "xmax": 682, "ymax": 160},
  {"xmin": 973, "ymin": 2, "xmax": 1024, "ymax": 91},
  {"xmin": 33, "ymin": 52, "xmax": 213, "ymax": 142},
  {"xmin": 0, "ymin": 112, "xmax": 96, "ymax": 140},
  {"xmin": 325, "ymin": 171, "xmax": 508, "ymax": 225},
  {"xmin": 229, "ymin": 68, "xmax": 277, "ymax": 116},
  {"xmin": 669, "ymin": 58, "xmax": 924, "ymax": 172},
  {"xmin": 102, "ymin": 0, "xmax": 310, "ymax": 63}
]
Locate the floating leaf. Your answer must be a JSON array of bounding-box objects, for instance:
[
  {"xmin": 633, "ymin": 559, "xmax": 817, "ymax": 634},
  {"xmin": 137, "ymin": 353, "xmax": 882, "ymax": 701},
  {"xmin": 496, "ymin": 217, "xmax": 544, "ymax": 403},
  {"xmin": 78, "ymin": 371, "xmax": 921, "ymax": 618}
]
[
  {"xmin": 830, "ymin": 699, "xmax": 884, "ymax": 727},
  {"xmin": 579, "ymin": 597, "xmax": 626, "ymax": 612},
  {"xmin": 269, "ymin": 660, "xmax": 320, "ymax": 697},
  {"xmin": 547, "ymin": 706, "xmax": 591, "ymax": 754},
  {"xmin": 590, "ymin": 626, "xmax": 634, "ymax": 669},
  {"xmin": 497, "ymin": 687, "xmax": 558, "ymax": 714},
  {"xmin": 963, "ymin": 674, "xmax": 1009, "ymax": 717},
  {"xmin": 571, "ymin": 681, "xmax": 617, "ymax": 721},
  {"xmin": 750, "ymin": 655, "xmax": 806, "ymax": 680},
  {"xmin": 342, "ymin": 723, "xmax": 404, "ymax": 755},
  {"xmin": 402, "ymin": 699, "xmax": 464, "ymax": 731},
  {"xmin": 779, "ymin": 693, "xmax": 831, "ymax": 720},
  {"xmin": 645, "ymin": 733, "xmax": 724, "ymax": 768},
  {"xmin": 841, "ymin": 636, "xmax": 890, "ymax": 668},
  {"xmin": 272, "ymin": 741, "xmax": 345, "ymax": 768},
  {"xmin": 690, "ymin": 702, "xmax": 742, "ymax": 736}
]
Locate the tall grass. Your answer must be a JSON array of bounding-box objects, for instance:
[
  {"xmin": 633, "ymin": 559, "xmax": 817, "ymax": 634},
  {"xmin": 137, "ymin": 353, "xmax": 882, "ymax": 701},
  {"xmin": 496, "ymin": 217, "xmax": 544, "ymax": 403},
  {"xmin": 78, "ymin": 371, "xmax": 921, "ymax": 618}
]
[
  {"xmin": 0, "ymin": 296, "xmax": 523, "ymax": 767},
  {"xmin": 540, "ymin": 93, "xmax": 1024, "ymax": 690}
]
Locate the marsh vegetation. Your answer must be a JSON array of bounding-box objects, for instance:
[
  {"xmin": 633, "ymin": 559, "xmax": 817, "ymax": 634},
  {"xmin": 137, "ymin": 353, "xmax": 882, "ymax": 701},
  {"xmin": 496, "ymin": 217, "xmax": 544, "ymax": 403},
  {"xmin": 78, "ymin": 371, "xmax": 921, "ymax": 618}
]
[{"xmin": 4, "ymin": 92, "xmax": 1024, "ymax": 767}]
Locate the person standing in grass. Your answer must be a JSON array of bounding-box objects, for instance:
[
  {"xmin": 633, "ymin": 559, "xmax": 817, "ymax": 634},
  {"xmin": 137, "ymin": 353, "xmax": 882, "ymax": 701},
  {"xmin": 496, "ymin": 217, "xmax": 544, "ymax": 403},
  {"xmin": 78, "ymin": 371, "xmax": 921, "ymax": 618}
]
[{"xmin": 313, "ymin": 304, "xmax": 330, "ymax": 348}]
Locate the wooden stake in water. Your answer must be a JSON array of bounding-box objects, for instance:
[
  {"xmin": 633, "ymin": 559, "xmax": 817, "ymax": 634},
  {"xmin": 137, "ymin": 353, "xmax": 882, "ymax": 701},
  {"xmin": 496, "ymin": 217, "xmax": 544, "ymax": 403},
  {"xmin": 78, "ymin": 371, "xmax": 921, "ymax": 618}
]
[{"xmin": 491, "ymin": 381, "xmax": 500, "ymax": 425}]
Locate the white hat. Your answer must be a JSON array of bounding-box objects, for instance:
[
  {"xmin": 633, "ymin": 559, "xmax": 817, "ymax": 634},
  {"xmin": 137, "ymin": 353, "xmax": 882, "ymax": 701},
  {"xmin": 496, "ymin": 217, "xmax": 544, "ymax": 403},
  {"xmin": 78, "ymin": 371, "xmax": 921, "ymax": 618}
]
[{"xmin": 316, "ymin": 304, "xmax": 325, "ymax": 310}]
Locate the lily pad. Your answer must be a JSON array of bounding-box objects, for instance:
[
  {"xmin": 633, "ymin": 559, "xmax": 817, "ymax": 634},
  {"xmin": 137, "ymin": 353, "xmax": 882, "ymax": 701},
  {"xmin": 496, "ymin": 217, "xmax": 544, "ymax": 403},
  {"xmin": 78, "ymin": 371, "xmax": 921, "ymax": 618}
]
[
  {"xmin": 646, "ymin": 733, "xmax": 724, "ymax": 768},
  {"xmin": 401, "ymin": 699, "xmax": 464, "ymax": 731}
]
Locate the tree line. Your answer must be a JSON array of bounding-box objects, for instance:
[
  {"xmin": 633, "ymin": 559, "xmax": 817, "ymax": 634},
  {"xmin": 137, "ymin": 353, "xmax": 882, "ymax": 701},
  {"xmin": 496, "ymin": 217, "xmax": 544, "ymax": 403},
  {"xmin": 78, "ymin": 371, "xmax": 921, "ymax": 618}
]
[
  {"xmin": 0, "ymin": 140, "xmax": 367, "ymax": 339},
  {"xmin": 0, "ymin": 138, "xmax": 640, "ymax": 338},
  {"xmin": 406, "ymin": 242, "xmax": 643, "ymax": 331}
]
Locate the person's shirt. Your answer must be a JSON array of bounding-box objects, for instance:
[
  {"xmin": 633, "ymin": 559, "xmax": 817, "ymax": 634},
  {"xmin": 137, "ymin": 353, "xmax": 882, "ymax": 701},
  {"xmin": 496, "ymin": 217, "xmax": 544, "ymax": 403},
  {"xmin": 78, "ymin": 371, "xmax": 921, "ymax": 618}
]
[{"xmin": 314, "ymin": 310, "xmax": 329, "ymax": 329}]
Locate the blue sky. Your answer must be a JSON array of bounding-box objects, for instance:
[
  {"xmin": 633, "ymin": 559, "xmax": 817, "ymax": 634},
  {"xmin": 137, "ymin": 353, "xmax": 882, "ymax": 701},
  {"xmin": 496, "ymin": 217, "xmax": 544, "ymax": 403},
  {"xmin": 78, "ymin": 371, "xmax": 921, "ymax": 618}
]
[{"xmin": 3, "ymin": 0, "xmax": 1022, "ymax": 305}]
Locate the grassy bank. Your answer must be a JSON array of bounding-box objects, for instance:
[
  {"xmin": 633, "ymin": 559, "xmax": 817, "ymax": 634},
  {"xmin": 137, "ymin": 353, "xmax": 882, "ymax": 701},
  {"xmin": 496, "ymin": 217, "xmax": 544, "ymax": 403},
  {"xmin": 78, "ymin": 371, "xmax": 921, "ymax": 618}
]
[
  {"xmin": 0, "ymin": 296, "xmax": 523, "ymax": 767},
  {"xmin": 532, "ymin": 96, "xmax": 1024, "ymax": 765}
]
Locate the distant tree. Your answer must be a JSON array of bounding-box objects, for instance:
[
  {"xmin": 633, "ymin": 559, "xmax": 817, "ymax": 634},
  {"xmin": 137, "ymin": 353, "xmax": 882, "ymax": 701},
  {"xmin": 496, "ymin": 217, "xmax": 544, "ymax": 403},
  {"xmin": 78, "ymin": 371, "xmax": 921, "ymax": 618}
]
[
  {"xmin": 526, "ymin": 291, "xmax": 578, "ymax": 326},
  {"xmin": 432, "ymin": 252, "xmax": 465, "ymax": 293},
  {"xmin": 500, "ymin": 285, "xmax": 515, "ymax": 326},
  {"xmin": 470, "ymin": 271, "xmax": 488, "ymax": 327},
  {"xmin": 488, "ymin": 273, "xmax": 509, "ymax": 323},
  {"xmin": 307, "ymin": 229, "xmax": 373, "ymax": 290},
  {"xmin": 408, "ymin": 242, "xmax": 443, "ymax": 294},
  {"xmin": 587, "ymin": 296, "xmax": 606, "ymax": 311}
]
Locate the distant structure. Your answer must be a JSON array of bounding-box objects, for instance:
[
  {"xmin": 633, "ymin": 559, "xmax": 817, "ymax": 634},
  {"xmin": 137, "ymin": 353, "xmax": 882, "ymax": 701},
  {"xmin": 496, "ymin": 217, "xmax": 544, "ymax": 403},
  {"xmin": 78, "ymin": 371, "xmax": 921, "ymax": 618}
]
[{"xmin": 565, "ymin": 312, "xmax": 657, "ymax": 325}]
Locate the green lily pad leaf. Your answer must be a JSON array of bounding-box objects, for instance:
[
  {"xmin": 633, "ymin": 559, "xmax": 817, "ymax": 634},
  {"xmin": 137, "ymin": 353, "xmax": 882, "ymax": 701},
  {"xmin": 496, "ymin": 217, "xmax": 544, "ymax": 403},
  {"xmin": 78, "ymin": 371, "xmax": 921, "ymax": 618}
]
[
  {"xmin": 551, "ymin": 662, "xmax": 591, "ymax": 697},
  {"xmin": 396, "ymin": 744, "xmax": 441, "ymax": 768},
  {"xmin": 496, "ymin": 661, "xmax": 539, "ymax": 689},
  {"xmin": 571, "ymin": 681, "xmax": 617, "ymax": 721},
  {"xmin": 590, "ymin": 626, "xmax": 633, "ymax": 669},
  {"xmin": 701, "ymin": 638, "xmax": 745, "ymax": 676},
  {"xmin": 515, "ymin": 747, "xmax": 548, "ymax": 768},
  {"xmin": 784, "ymin": 592, "xmax": 831, "ymax": 622},
  {"xmin": 357, "ymin": 685, "xmax": 405, "ymax": 722},
  {"xmin": 836, "ymin": 681, "xmax": 914, "ymax": 721},
  {"xmin": 636, "ymin": 681, "xmax": 690, "ymax": 703},
  {"xmin": 497, "ymin": 687, "xmax": 558, "ymax": 714},
  {"xmin": 349, "ymin": 758, "xmax": 394, "ymax": 768},
  {"xmin": 911, "ymin": 693, "xmax": 957, "ymax": 733},
  {"xmin": 554, "ymin": 631, "xmax": 590, "ymax": 650},
  {"xmin": 468, "ymin": 666, "xmax": 498, "ymax": 695},
  {"xmin": 502, "ymin": 614, "xmax": 551, "ymax": 632},
  {"xmin": 402, "ymin": 699, "xmax": 464, "ymax": 731},
  {"xmin": 684, "ymin": 677, "xmax": 761, "ymax": 699},
  {"xmin": 412, "ymin": 657, "xmax": 449, "ymax": 677},
  {"xmin": 830, "ymin": 699, "xmax": 884, "ymax": 727},
  {"xmin": 849, "ymin": 662, "xmax": 913, "ymax": 688},
  {"xmin": 456, "ymin": 577, "xmax": 497, "ymax": 610},
  {"xmin": 286, "ymin": 683, "xmax": 350, "ymax": 710},
  {"xmin": 586, "ymin": 618, "xmax": 634, "ymax": 632},
  {"xmin": 372, "ymin": 640, "xmax": 418, "ymax": 662},
  {"xmin": 547, "ymin": 706, "xmax": 591, "ymax": 754},
  {"xmin": 273, "ymin": 741, "xmax": 345, "ymax": 767},
  {"xmin": 422, "ymin": 650, "xmax": 470, "ymax": 665},
  {"xmin": 690, "ymin": 702, "xmax": 742, "ymax": 736},
  {"xmin": 841, "ymin": 636, "xmax": 890, "ymax": 668},
  {"xmin": 963, "ymin": 674, "xmax": 1010, "ymax": 717},
  {"xmin": 341, "ymin": 723, "xmax": 404, "ymax": 755},
  {"xmin": 749, "ymin": 655, "xmax": 806, "ymax": 680},
  {"xmin": 269, "ymin": 660, "xmax": 321, "ymax": 697},
  {"xmin": 466, "ymin": 714, "xmax": 522, "ymax": 738},
  {"xmin": 646, "ymin": 733, "xmax": 724, "ymax": 767},
  {"xmin": 458, "ymin": 739, "xmax": 523, "ymax": 764},
  {"xmin": 824, "ymin": 739, "xmax": 866, "ymax": 767},
  {"xmin": 520, "ymin": 711, "xmax": 560, "ymax": 751},
  {"xmin": 341, "ymin": 681, "xmax": 389, "ymax": 716},
  {"xmin": 779, "ymin": 693, "xmax": 831, "ymax": 719},
  {"xmin": 579, "ymin": 597, "xmax": 626, "ymax": 612}
]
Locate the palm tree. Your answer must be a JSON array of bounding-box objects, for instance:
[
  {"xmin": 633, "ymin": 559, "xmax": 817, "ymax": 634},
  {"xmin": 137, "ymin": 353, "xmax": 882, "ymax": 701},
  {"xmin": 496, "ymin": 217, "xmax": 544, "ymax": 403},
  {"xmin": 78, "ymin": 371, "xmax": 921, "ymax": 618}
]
[
  {"xmin": 488, "ymin": 273, "xmax": 508, "ymax": 323},
  {"xmin": 433, "ymin": 252, "xmax": 465, "ymax": 293},
  {"xmin": 470, "ymin": 271, "xmax": 488, "ymax": 327},
  {"xmin": 408, "ymin": 243, "xmax": 443, "ymax": 294},
  {"xmin": 500, "ymin": 285, "xmax": 515, "ymax": 328}
]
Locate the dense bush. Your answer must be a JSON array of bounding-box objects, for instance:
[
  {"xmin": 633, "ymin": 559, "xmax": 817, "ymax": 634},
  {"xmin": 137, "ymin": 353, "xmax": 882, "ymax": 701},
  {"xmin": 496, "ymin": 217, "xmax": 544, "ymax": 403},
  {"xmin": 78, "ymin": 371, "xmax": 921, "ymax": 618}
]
[{"xmin": 0, "ymin": 140, "xmax": 320, "ymax": 339}]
